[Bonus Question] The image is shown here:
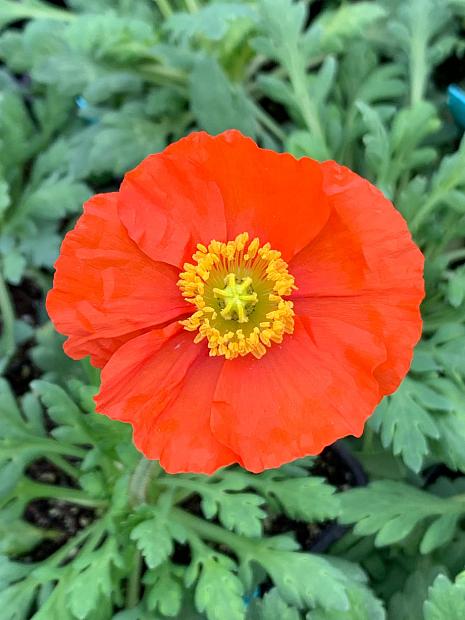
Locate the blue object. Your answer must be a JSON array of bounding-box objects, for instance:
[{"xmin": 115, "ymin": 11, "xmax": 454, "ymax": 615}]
[
  {"xmin": 448, "ymin": 84, "xmax": 465, "ymax": 129},
  {"xmin": 75, "ymin": 95, "xmax": 89, "ymax": 110},
  {"xmin": 243, "ymin": 587, "xmax": 260, "ymax": 607},
  {"xmin": 75, "ymin": 95, "xmax": 98, "ymax": 124}
]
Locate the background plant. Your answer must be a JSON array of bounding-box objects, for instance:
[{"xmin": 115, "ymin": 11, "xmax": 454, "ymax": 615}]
[{"xmin": 0, "ymin": 0, "xmax": 465, "ymax": 618}]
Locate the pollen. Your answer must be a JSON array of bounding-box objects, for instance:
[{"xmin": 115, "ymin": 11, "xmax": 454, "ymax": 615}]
[{"xmin": 177, "ymin": 233, "xmax": 297, "ymax": 359}]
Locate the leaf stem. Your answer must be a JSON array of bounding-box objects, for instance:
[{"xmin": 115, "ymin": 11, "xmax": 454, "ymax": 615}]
[
  {"xmin": 1, "ymin": 438, "xmax": 87, "ymax": 460},
  {"xmin": 161, "ymin": 476, "xmax": 215, "ymax": 495},
  {"xmin": 126, "ymin": 550, "xmax": 142, "ymax": 608},
  {"xmin": 184, "ymin": 0, "xmax": 199, "ymax": 12},
  {"xmin": 410, "ymin": 194, "xmax": 438, "ymax": 231},
  {"xmin": 138, "ymin": 64, "xmax": 187, "ymax": 88},
  {"xmin": 443, "ymin": 248, "xmax": 465, "ymax": 265},
  {"xmin": 21, "ymin": 479, "xmax": 107, "ymax": 508},
  {"xmin": 45, "ymin": 520, "xmax": 105, "ymax": 569},
  {"xmin": 153, "ymin": 0, "xmax": 173, "ymax": 19},
  {"xmin": 0, "ymin": 272, "xmax": 16, "ymax": 365},
  {"xmin": 423, "ymin": 307, "xmax": 465, "ymax": 332},
  {"xmin": 2, "ymin": 0, "xmax": 75, "ymax": 24},
  {"xmin": 47, "ymin": 455, "xmax": 82, "ymax": 480},
  {"xmin": 288, "ymin": 51, "xmax": 330, "ymax": 158},
  {"xmin": 410, "ymin": 174, "xmax": 463, "ymax": 231},
  {"xmin": 409, "ymin": 7, "xmax": 428, "ymax": 106},
  {"xmin": 172, "ymin": 507, "xmax": 252, "ymax": 555}
]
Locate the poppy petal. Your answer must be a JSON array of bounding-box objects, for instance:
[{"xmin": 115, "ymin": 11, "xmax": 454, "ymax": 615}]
[
  {"xmin": 290, "ymin": 161, "xmax": 424, "ymax": 394},
  {"xmin": 118, "ymin": 152, "xmax": 226, "ymax": 267},
  {"xmin": 94, "ymin": 323, "xmax": 195, "ymax": 422},
  {"xmin": 290, "ymin": 208, "xmax": 367, "ymax": 298},
  {"xmin": 135, "ymin": 352, "xmax": 237, "ymax": 474},
  {"xmin": 211, "ymin": 316, "xmax": 386, "ymax": 473},
  {"xmin": 46, "ymin": 193, "xmax": 190, "ymax": 367},
  {"xmin": 95, "ymin": 326, "xmax": 236, "ymax": 474},
  {"xmin": 165, "ymin": 130, "xmax": 331, "ymax": 261}
]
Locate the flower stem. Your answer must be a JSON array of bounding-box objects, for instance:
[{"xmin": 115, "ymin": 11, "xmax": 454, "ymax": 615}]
[{"xmin": 129, "ymin": 457, "xmax": 162, "ymax": 505}]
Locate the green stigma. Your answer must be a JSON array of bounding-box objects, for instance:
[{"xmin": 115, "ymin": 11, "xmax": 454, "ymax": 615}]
[{"xmin": 213, "ymin": 273, "xmax": 258, "ymax": 323}]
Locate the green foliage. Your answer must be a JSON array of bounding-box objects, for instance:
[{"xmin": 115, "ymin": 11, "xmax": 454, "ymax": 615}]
[
  {"xmin": 368, "ymin": 378, "xmax": 443, "ymax": 473},
  {"xmin": 195, "ymin": 555, "xmax": 245, "ymax": 620},
  {"xmin": 388, "ymin": 566, "xmax": 445, "ymax": 620},
  {"xmin": 165, "ymin": 3, "xmax": 256, "ymax": 43},
  {"xmin": 189, "ymin": 56, "xmax": 257, "ymax": 136},
  {"xmin": 0, "ymin": 378, "xmax": 378, "ymax": 619},
  {"xmin": 130, "ymin": 517, "xmax": 185, "ymax": 569},
  {"xmin": 252, "ymin": 465, "xmax": 339, "ymax": 522},
  {"xmin": 248, "ymin": 588, "xmax": 300, "ymax": 620},
  {"xmin": 0, "ymin": 0, "xmax": 465, "ymax": 617},
  {"xmin": 424, "ymin": 573, "xmax": 465, "ymax": 619},
  {"xmin": 340, "ymin": 481, "xmax": 465, "ymax": 553}
]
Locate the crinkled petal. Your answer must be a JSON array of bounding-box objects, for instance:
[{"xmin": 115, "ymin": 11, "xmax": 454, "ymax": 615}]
[
  {"xmin": 118, "ymin": 152, "xmax": 226, "ymax": 267},
  {"xmin": 165, "ymin": 130, "xmax": 331, "ymax": 261},
  {"xmin": 135, "ymin": 352, "xmax": 237, "ymax": 474},
  {"xmin": 95, "ymin": 326, "xmax": 237, "ymax": 474},
  {"xmin": 290, "ymin": 161, "xmax": 424, "ymax": 394},
  {"xmin": 47, "ymin": 193, "xmax": 190, "ymax": 367},
  {"xmin": 211, "ymin": 316, "xmax": 386, "ymax": 473}
]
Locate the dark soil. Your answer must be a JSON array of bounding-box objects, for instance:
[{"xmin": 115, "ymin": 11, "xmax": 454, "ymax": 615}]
[
  {"xmin": 315, "ymin": 442, "xmax": 367, "ymax": 489},
  {"xmin": 24, "ymin": 459, "xmax": 95, "ymax": 561},
  {"xmin": 5, "ymin": 342, "xmax": 41, "ymax": 396},
  {"xmin": 10, "ymin": 279, "xmax": 42, "ymax": 323},
  {"xmin": 434, "ymin": 51, "xmax": 465, "ymax": 90},
  {"xmin": 5, "ymin": 279, "xmax": 43, "ymax": 395}
]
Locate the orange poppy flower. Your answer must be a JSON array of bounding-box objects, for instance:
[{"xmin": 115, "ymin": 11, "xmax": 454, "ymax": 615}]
[{"xmin": 47, "ymin": 130, "xmax": 424, "ymax": 474}]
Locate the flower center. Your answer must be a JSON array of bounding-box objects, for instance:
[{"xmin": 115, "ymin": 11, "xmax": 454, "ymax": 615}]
[
  {"xmin": 177, "ymin": 233, "xmax": 297, "ymax": 360},
  {"xmin": 213, "ymin": 273, "xmax": 258, "ymax": 323}
]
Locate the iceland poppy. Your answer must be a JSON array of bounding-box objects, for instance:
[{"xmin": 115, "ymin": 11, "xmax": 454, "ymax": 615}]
[{"xmin": 47, "ymin": 130, "xmax": 424, "ymax": 474}]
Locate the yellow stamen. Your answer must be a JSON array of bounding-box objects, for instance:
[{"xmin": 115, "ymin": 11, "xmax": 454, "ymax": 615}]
[{"xmin": 177, "ymin": 232, "xmax": 297, "ymax": 360}]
